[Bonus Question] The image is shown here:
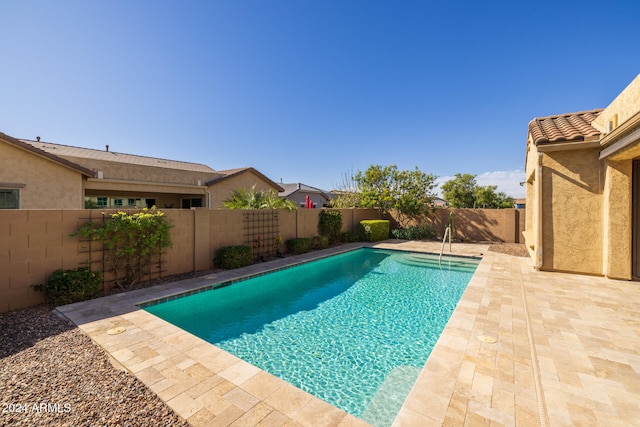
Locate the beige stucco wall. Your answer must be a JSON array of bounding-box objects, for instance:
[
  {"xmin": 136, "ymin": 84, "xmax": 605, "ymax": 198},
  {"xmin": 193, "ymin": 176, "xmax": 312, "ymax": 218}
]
[
  {"xmin": 592, "ymin": 73, "xmax": 640, "ymax": 133},
  {"xmin": 602, "ymin": 160, "xmax": 633, "ymax": 279},
  {"xmin": 523, "ymin": 139, "xmax": 539, "ymax": 258},
  {"xmin": 208, "ymin": 171, "xmax": 281, "ymax": 208},
  {"xmin": 541, "ymin": 147, "xmax": 604, "ymax": 275},
  {"xmin": 61, "ymin": 156, "xmax": 219, "ymax": 186},
  {"xmin": 0, "ymin": 142, "xmax": 85, "ymax": 209}
]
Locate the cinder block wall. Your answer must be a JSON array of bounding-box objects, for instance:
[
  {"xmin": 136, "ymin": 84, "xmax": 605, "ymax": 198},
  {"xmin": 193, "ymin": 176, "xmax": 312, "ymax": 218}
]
[
  {"xmin": 427, "ymin": 208, "xmax": 525, "ymax": 243},
  {"xmin": 0, "ymin": 208, "xmax": 381, "ymax": 312},
  {"xmin": 1, "ymin": 207, "xmax": 518, "ymax": 312}
]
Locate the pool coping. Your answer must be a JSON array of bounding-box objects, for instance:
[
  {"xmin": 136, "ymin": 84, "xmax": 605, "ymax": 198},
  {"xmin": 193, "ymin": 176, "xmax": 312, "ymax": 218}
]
[
  {"xmin": 55, "ymin": 240, "xmax": 490, "ymax": 426},
  {"xmin": 55, "ymin": 239, "xmax": 640, "ymax": 426}
]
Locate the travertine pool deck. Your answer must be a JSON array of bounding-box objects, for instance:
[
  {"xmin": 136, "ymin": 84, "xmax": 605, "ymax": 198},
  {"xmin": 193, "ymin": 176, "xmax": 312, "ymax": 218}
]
[{"xmin": 56, "ymin": 240, "xmax": 640, "ymax": 426}]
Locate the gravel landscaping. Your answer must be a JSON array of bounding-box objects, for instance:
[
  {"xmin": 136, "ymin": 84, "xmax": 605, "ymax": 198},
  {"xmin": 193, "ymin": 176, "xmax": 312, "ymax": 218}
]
[{"xmin": 0, "ymin": 305, "xmax": 188, "ymax": 427}]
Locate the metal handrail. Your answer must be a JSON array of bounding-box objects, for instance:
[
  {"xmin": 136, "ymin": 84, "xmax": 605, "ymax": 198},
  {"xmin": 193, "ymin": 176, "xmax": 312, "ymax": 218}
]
[{"xmin": 439, "ymin": 225, "xmax": 451, "ymax": 262}]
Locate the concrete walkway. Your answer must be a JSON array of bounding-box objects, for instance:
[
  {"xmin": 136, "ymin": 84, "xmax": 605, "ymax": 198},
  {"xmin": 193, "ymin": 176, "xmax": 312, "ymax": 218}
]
[{"xmin": 57, "ymin": 241, "xmax": 640, "ymax": 426}]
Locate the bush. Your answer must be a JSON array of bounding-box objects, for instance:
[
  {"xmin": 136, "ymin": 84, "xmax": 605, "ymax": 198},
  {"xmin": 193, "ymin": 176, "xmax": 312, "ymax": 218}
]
[
  {"xmin": 215, "ymin": 245, "xmax": 253, "ymax": 269},
  {"xmin": 74, "ymin": 209, "xmax": 172, "ymax": 288},
  {"xmin": 311, "ymin": 235, "xmax": 329, "ymax": 250},
  {"xmin": 35, "ymin": 267, "xmax": 103, "ymax": 306},
  {"xmin": 359, "ymin": 220, "xmax": 390, "ymax": 242},
  {"xmin": 286, "ymin": 238, "xmax": 311, "ymax": 255},
  {"xmin": 340, "ymin": 230, "xmax": 364, "ymax": 242},
  {"xmin": 391, "ymin": 224, "xmax": 435, "ymax": 240},
  {"xmin": 317, "ymin": 210, "xmax": 342, "ymax": 244}
]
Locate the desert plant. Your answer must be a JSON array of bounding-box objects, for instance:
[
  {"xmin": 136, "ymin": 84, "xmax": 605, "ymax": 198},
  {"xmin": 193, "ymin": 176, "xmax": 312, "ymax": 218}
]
[
  {"xmin": 222, "ymin": 185, "xmax": 297, "ymax": 211},
  {"xmin": 214, "ymin": 245, "xmax": 253, "ymax": 269},
  {"xmin": 286, "ymin": 238, "xmax": 311, "ymax": 255},
  {"xmin": 35, "ymin": 267, "xmax": 103, "ymax": 306},
  {"xmin": 317, "ymin": 210, "xmax": 342, "ymax": 244}
]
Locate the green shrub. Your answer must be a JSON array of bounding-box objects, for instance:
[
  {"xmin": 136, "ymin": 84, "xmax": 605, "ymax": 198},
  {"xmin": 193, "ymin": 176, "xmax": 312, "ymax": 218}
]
[
  {"xmin": 317, "ymin": 210, "xmax": 342, "ymax": 244},
  {"xmin": 391, "ymin": 224, "xmax": 435, "ymax": 240},
  {"xmin": 359, "ymin": 220, "xmax": 390, "ymax": 242},
  {"xmin": 311, "ymin": 235, "xmax": 329, "ymax": 250},
  {"xmin": 340, "ymin": 230, "xmax": 364, "ymax": 242},
  {"xmin": 35, "ymin": 267, "xmax": 103, "ymax": 306},
  {"xmin": 74, "ymin": 209, "xmax": 172, "ymax": 288},
  {"xmin": 215, "ymin": 245, "xmax": 253, "ymax": 269},
  {"xmin": 286, "ymin": 238, "xmax": 311, "ymax": 255}
]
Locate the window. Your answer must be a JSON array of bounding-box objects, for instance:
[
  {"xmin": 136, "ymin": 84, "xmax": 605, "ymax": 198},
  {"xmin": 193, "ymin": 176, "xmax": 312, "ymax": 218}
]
[
  {"xmin": 114, "ymin": 199, "xmax": 123, "ymax": 207},
  {"xmin": 97, "ymin": 197, "xmax": 108, "ymax": 207},
  {"xmin": 0, "ymin": 189, "xmax": 19, "ymax": 209},
  {"xmin": 181, "ymin": 198, "xmax": 203, "ymax": 208}
]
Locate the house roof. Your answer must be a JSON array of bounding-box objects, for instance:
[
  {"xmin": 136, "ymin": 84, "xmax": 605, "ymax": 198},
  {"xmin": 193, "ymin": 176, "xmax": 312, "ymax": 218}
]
[
  {"xmin": 206, "ymin": 167, "xmax": 285, "ymax": 192},
  {"xmin": 528, "ymin": 109, "xmax": 603, "ymax": 145},
  {"xmin": 20, "ymin": 139, "xmax": 216, "ymax": 173},
  {"xmin": 278, "ymin": 183, "xmax": 333, "ymax": 198},
  {"xmin": 1, "ymin": 132, "xmax": 95, "ymax": 177}
]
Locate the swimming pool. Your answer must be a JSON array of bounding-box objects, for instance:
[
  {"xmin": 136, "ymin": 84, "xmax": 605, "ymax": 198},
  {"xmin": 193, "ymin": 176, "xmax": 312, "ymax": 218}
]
[{"xmin": 144, "ymin": 248, "xmax": 479, "ymax": 426}]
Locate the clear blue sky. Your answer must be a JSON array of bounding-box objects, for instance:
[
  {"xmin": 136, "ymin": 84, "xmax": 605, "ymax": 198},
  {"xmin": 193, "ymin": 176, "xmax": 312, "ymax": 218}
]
[{"xmin": 3, "ymin": 1, "xmax": 639, "ymax": 199}]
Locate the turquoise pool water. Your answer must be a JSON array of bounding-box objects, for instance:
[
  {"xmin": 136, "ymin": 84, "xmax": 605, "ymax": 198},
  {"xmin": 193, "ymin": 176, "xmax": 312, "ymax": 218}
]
[{"xmin": 144, "ymin": 248, "xmax": 479, "ymax": 426}]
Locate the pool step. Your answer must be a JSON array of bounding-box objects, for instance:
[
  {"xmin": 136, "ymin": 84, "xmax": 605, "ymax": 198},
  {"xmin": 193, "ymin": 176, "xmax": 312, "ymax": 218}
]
[
  {"xmin": 360, "ymin": 365, "xmax": 422, "ymax": 427},
  {"xmin": 395, "ymin": 255, "xmax": 479, "ymax": 273}
]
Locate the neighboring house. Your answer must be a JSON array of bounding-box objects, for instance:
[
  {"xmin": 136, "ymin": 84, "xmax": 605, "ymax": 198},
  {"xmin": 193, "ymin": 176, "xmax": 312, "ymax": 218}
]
[
  {"xmin": 0, "ymin": 132, "xmax": 283, "ymax": 209},
  {"xmin": 432, "ymin": 197, "xmax": 448, "ymax": 207},
  {"xmin": 524, "ymin": 73, "xmax": 640, "ymax": 280},
  {"xmin": 279, "ymin": 183, "xmax": 334, "ymax": 208},
  {"xmin": 514, "ymin": 198, "xmax": 525, "ymax": 209}
]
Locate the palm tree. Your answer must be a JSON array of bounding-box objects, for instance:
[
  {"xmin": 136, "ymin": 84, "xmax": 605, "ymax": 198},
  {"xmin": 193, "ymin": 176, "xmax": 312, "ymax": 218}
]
[{"xmin": 222, "ymin": 185, "xmax": 297, "ymax": 211}]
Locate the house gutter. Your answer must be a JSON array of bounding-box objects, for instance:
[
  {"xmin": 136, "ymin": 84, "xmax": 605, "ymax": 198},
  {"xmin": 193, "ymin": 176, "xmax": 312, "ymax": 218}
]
[{"xmin": 535, "ymin": 153, "xmax": 543, "ymax": 269}]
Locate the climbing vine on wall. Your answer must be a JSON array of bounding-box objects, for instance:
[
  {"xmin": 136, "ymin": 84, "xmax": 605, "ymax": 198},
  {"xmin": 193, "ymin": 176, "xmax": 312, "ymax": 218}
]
[{"xmin": 75, "ymin": 208, "xmax": 173, "ymax": 288}]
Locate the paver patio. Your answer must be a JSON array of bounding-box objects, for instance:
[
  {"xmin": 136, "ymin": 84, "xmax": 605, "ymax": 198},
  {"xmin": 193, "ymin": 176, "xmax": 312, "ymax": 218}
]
[{"xmin": 56, "ymin": 241, "xmax": 640, "ymax": 426}]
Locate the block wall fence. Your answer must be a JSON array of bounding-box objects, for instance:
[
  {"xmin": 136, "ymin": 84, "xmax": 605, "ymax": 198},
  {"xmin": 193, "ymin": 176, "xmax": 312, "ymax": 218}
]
[{"xmin": 0, "ymin": 207, "xmax": 524, "ymax": 312}]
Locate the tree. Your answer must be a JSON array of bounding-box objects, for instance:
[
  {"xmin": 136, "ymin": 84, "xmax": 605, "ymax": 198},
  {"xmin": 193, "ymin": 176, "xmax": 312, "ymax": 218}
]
[
  {"xmin": 474, "ymin": 185, "xmax": 514, "ymax": 208},
  {"xmin": 329, "ymin": 168, "xmax": 363, "ymax": 209},
  {"xmin": 222, "ymin": 185, "xmax": 297, "ymax": 211},
  {"xmin": 441, "ymin": 174, "xmax": 514, "ymax": 208},
  {"xmin": 335, "ymin": 164, "xmax": 437, "ymax": 227},
  {"xmin": 440, "ymin": 173, "xmax": 477, "ymax": 208}
]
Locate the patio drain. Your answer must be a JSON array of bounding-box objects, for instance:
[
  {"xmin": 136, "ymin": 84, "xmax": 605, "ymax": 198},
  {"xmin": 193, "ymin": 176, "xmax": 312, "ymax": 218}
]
[{"xmin": 107, "ymin": 326, "xmax": 127, "ymax": 335}]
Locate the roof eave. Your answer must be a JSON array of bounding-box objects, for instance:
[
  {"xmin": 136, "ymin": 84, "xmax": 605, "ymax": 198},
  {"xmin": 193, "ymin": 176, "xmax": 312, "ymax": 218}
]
[
  {"xmin": 536, "ymin": 137, "xmax": 601, "ymax": 152},
  {"xmin": 1, "ymin": 132, "xmax": 95, "ymax": 177}
]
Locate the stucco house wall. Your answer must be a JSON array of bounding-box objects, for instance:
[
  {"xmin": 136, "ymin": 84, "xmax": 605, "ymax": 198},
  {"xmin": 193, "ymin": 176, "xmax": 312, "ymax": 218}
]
[
  {"xmin": 2, "ymin": 135, "xmax": 283, "ymax": 211},
  {"xmin": 0, "ymin": 141, "xmax": 85, "ymax": 209},
  {"xmin": 63, "ymin": 156, "xmax": 219, "ymax": 186},
  {"xmin": 602, "ymin": 159, "xmax": 632, "ymax": 279},
  {"xmin": 524, "ymin": 73, "xmax": 640, "ymax": 280},
  {"xmin": 541, "ymin": 147, "xmax": 603, "ymax": 274},
  {"xmin": 208, "ymin": 170, "xmax": 282, "ymax": 208}
]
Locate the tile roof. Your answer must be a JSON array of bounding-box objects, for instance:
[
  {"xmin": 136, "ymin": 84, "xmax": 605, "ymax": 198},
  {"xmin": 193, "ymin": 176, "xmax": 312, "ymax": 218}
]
[
  {"xmin": 528, "ymin": 109, "xmax": 603, "ymax": 145},
  {"xmin": 20, "ymin": 139, "xmax": 216, "ymax": 173}
]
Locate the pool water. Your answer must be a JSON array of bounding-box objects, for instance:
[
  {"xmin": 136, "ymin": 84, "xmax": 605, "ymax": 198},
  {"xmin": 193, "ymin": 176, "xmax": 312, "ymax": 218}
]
[{"xmin": 144, "ymin": 249, "xmax": 479, "ymax": 426}]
